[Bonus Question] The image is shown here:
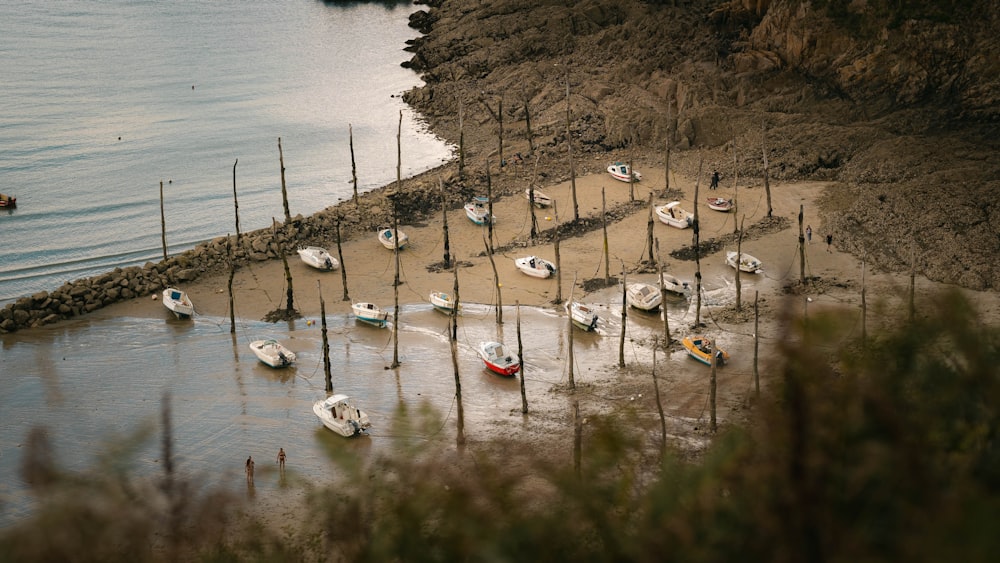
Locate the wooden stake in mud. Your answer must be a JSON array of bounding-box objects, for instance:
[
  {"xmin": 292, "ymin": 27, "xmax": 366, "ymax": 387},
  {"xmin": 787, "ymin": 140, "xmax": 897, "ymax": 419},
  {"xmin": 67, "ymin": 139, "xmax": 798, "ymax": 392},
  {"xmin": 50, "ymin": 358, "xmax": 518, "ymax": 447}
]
[
  {"xmin": 227, "ymin": 236, "xmax": 235, "ymax": 334},
  {"xmin": 573, "ymin": 397, "xmax": 581, "ymax": 478},
  {"xmin": 710, "ymin": 338, "xmax": 718, "ymax": 433},
  {"xmin": 753, "ymin": 290, "xmax": 760, "ymax": 397},
  {"xmin": 450, "ymin": 266, "xmax": 465, "ymax": 445},
  {"xmin": 619, "ymin": 264, "xmax": 627, "ymax": 368},
  {"xmin": 335, "ymin": 217, "xmax": 349, "ymax": 302},
  {"xmin": 278, "ymin": 137, "xmax": 290, "ymax": 224},
  {"xmin": 479, "ymin": 94, "xmax": 504, "ymax": 173},
  {"xmin": 861, "ymin": 254, "xmax": 868, "ymax": 344},
  {"xmin": 694, "ymin": 156, "xmax": 704, "ymax": 328},
  {"xmin": 521, "ymin": 89, "xmax": 535, "ymax": 153},
  {"xmin": 602, "ymin": 188, "xmax": 610, "ymax": 286},
  {"xmin": 554, "ymin": 231, "xmax": 563, "ymax": 305},
  {"xmin": 656, "ymin": 239, "xmax": 671, "ymax": 344},
  {"xmin": 736, "ymin": 216, "xmax": 745, "ymax": 311},
  {"xmin": 440, "ymin": 178, "xmax": 451, "ymax": 268},
  {"xmin": 565, "ymin": 80, "xmax": 579, "ymax": 221},
  {"xmin": 909, "ymin": 244, "xmax": 917, "ymax": 323},
  {"xmin": 762, "ymin": 120, "xmax": 773, "ymax": 218},
  {"xmin": 652, "ymin": 337, "xmax": 667, "ymax": 456},
  {"xmin": 232, "ymin": 159, "xmax": 242, "ymax": 243},
  {"xmin": 798, "ymin": 204, "xmax": 806, "ymax": 284},
  {"xmin": 663, "ymin": 100, "xmax": 672, "ymax": 198},
  {"xmin": 628, "ymin": 156, "xmax": 636, "ymax": 202},
  {"xmin": 567, "ymin": 273, "xmax": 577, "ymax": 390},
  {"xmin": 458, "ymin": 102, "xmax": 465, "ymax": 181},
  {"xmin": 391, "ymin": 202, "xmax": 401, "ymax": 369},
  {"xmin": 349, "ymin": 124, "xmax": 359, "ymax": 206},
  {"xmin": 528, "ymin": 155, "xmax": 540, "ymax": 241},
  {"xmin": 159, "ymin": 180, "xmax": 168, "ymax": 261},
  {"xmin": 319, "ymin": 281, "xmax": 331, "ymax": 392},
  {"xmin": 486, "ymin": 165, "xmax": 495, "ymax": 253},
  {"xmin": 516, "ymin": 302, "xmax": 528, "ymax": 414},
  {"xmin": 485, "ymin": 234, "xmax": 502, "ymax": 325},
  {"xmin": 281, "ymin": 245, "xmax": 295, "ymax": 314},
  {"xmin": 731, "ymin": 134, "xmax": 739, "ymax": 233},
  {"xmin": 646, "ymin": 192, "xmax": 655, "ymax": 265}
]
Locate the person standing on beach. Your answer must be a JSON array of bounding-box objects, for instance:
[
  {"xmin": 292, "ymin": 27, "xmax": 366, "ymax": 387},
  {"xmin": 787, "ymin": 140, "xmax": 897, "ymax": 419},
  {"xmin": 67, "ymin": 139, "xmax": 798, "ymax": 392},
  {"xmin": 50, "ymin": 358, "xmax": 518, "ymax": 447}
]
[
  {"xmin": 710, "ymin": 171, "xmax": 720, "ymax": 190},
  {"xmin": 276, "ymin": 448, "xmax": 286, "ymax": 471},
  {"xmin": 826, "ymin": 233, "xmax": 833, "ymax": 252},
  {"xmin": 806, "ymin": 225, "xmax": 812, "ymax": 244},
  {"xmin": 245, "ymin": 456, "xmax": 255, "ymax": 485}
]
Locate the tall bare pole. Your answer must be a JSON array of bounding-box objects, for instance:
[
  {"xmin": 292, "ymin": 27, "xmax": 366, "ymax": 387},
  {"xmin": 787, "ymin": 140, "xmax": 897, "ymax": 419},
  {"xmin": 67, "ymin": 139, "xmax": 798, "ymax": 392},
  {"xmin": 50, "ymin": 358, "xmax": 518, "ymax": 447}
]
[
  {"xmin": 554, "ymin": 231, "xmax": 563, "ymax": 305},
  {"xmin": 484, "ymin": 234, "xmax": 503, "ymax": 324},
  {"xmin": 227, "ymin": 237, "xmax": 235, "ymax": 334},
  {"xmin": 159, "ymin": 181, "xmax": 168, "ymax": 261},
  {"xmin": 652, "ymin": 337, "xmax": 667, "ymax": 456},
  {"xmin": 516, "ymin": 302, "xmax": 528, "ymax": 414},
  {"xmin": 319, "ymin": 281, "xmax": 331, "ymax": 392},
  {"xmin": 798, "ymin": 204, "xmax": 806, "ymax": 283},
  {"xmin": 646, "ymin": 192, "xmax": 655, "ymax": 265},
  {"xmin": 762, "ymin": 120, "xmax": 773, "ymax": 218},
  {"xmin": 566, "ymin": 273, "xmax": 577, "ymax": 390},
  {"xmin": 861, "ymin": 254, "xmax": 868, "ymax": 344},
  {"xmin": 486, "ymin": 165, "xmax": 495, "ymax": 252},
  {"xmin": 451, "ymin": 266, "xmax": 465, "ymax": 445},
  {"xmin": 656, "ymin": 239, "xmax": 671, "ymax": 343},
  {"xmin": 528, "ymin": 155, "xmax": 540, "ymax": 241},
  {"xmin": 694, "ymin": 156, "xmax": 704, "ymax": 327},
  {"xmin": 753, "ymin": 290, "xmax": 760, "ymax": 397},
  {"xmin": 458, "ymin": 102, "xmax": 465, "ymax": 181},
  {"xmin": 335, "ymin": 217, "xmax": 349, "ymax": 302},
  {"xmin": 349, "ymin": 124, "xmax": 359, "ymax": 206},
  {"xmin": 731, "ymin": 134, "xmax": 739, "ymax": 233},
  {"xmin": 736, "ymin": 216, "xmax": 745, "ymax": 311},
  {"xmin": 619, "ymin": 265, "xmax": 627, "ymax": 368},
  {"xmin": 440, "ymin": 178, "xmax": 451, "ymax": 268},
  {"xmin": 710, "ymin": 339, "xmax": 718, "ymax": 433},
  {"xmin": 278, "ymin": 137, "xmax": 291, "ymax": 224},
  {"xmin": 602, "ymin": 188, "xmax": 610, "ymax": 285},
  {"xmin": 391, "ymin": 203, "xmax": 401, "ymax": 369},
  {"xmin": 663, "ymin": 99, "xmax": 672, "ymax": 197},
  {"xmin": 566, "ymin": 80, "xmax": 579, "ymax": 221},
  {"xmin": 521, "ymin": 89, "xmax": 535, "ymax": 153},
  {"xmin": 909, "ymin": 245, "xmax": 916, "ymax": 323},
  {"xmin": 232, "ymin": 159, "xmax": 242, "ymax": 243},
  {"xmin": 479, "ymin": 95, "xmax": 504, "ymax": 173},
  {"xmin": 281, "ymin": 246, "xmax": 294, "ymax": 313},
  {"xmin": 628, "ymin": 157, "xmax": 636, "ymax": 202},
  {"xmin": 573, "ymin": 398, "xmax": 581, "ymax": 478}
]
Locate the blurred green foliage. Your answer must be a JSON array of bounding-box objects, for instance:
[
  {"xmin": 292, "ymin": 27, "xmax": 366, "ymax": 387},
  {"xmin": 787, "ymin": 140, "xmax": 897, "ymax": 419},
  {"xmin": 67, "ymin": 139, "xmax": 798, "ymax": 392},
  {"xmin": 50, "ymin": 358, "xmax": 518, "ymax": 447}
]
[{"xmin": 2, "ymin": 290, "xmax": 997, "ymax": 561}]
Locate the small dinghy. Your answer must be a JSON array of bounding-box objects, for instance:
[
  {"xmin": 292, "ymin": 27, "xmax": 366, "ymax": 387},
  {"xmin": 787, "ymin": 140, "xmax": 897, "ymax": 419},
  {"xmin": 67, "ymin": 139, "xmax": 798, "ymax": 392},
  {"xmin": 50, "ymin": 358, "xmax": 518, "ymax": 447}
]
[
  {"xmin": 567, "ymin": 301, "xmax": 599, "ymax": 332},
  {"xmin": 524, "ymin": 188, "xmax": 552, "ymax": 208},
  {"xmin": 429, "ymin": 291, "xmax": 458, "ymax": 314},
  {"xmin": 682, "ymin": 335, "xmax": 729, "ymax": 366},
  {"xmin": 477, "ymin": 341, "xmax": 520, "ymax": 376},
  {"xmin": 249, "ymin": 339, "xmax": 296, "ymax": 368},
  {"xmin": 626, "ymin": 283, "xmax": 662, "ymax": 312},
  {"xmin": 655, "ymin": 201, "xmax": 693, "ymax": 229},
  {"xmin": 0, "ymin": 193, "xmax": 15, "ymax": 208},
  {"xmin": 377, "ymin": 227, "xmax": 409, "ymax": 250},
  {"xmin": 313, "ymin": 394, "xmax": 372, "ymax": 437},
  {"xmin": 608, "ymin": 161, "xmax": 641, "ymax": 183},
  {"xmin": 706, "ymin": 197, "xmax": 733, "ymax": 212},
  {"xmin": 661, "ymin": 273, "xmax": 692, "ymax": 299},
  {"xmin": 352, "ymin": 302, "xmax": 389, "ymax": 327},
  {"xmin": 297, "ymin": 246, "xmax": 338, "ymax": 271},
  {"xmin": 464, "ymin": 196, "xmax": 493, "ymax": 225},
  {"xmin": 514, "ymin": 256, "xmax": 556, "ymax": 279},
  {"xmin": 726, "ymin": 251, "xmax": 763, "ymax": 273},
  {"xmin": 162, "ymin": 287, "xmax": 194, "ymax": 319}
]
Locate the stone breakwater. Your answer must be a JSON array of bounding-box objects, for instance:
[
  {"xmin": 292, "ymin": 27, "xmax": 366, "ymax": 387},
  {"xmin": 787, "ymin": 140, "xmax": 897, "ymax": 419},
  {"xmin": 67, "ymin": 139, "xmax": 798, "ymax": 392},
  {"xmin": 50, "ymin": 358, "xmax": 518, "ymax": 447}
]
[{"xmin": 0, "ymin": 173, "xmax": 461, "ymax": 334}]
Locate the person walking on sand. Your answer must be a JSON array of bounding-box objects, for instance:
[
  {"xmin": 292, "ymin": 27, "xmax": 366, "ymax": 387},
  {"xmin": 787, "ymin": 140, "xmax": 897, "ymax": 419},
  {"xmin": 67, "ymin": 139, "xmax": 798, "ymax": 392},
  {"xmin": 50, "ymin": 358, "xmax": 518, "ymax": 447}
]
[
  {"xmin": 245, "ymin": 455, "xmax": 255, "ymax": 484},
  {"xmin": 826, "ymin": 233, "xmax": 833, "ymax": 252},
  {"xmin": 710, "ymin": 170, "xmax": 720, "ymax": 190},
  {"xmin": 806, "ymin": 225, "xmax": 812, "ymax": 244},
  {"xmin": 276, "ymin": 448, "xmax": 286, "ymax": 471}
]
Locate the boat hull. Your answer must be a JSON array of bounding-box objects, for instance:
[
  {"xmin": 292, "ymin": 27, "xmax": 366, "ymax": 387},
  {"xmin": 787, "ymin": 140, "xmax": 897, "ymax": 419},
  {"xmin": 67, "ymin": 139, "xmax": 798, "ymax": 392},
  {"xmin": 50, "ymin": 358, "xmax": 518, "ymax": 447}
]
[
  {"xmin": 430, "ymin": 292, "xmax": 458, "ymax": 314},
  {"xmin": 249, "ymin": 339, "xmax": 296, "ymax": 368},
  {"xmin": 681, "ymin": 336, "xmax": 729, "ymax": 366},
  {"xmin": 626, "ymin": 283, "xmax": 662, "ymax": 311},
  {"xmin": 352, "ymin": 303, "xmax": 389, "ymax": 327},
  {"xmin": 608, "ymin": 162, "xmax": 641, "ymax": 183},
  {"xmin": 478, "ymin": 341, "xmax": 520, "ymax": 376},
  {"xmin": 656, "ymin": 202, "xmax": 693, "ymax": 229},
  {"xmin": 524, "ymin": 188, "xmax": 551, "ymax": 208},
  {"xmin": 313, "ymin": 394, "xmax": 372, "ymax": 437},
  {"xmin": 378, "ymin": 228, "xmax": 408, "ymax": 250},
  {"xmin": 726, "ymin": 251, "xmax": 763, "ymax": 273},
  {"xmin": 514, "ymin": 256, "xmax": 556, "ymax": 279},
  {"xmin": 297, "ymin": 246, "xmax": 338, "ymax": 270},
  {"xmin": 568, "ymin": 302, "xmax": 598, "ymax": 331},
  {"xmin": 707, "ymin": 197, "xmax": 733, "ymax": 212},
  {"xmin": 162, "ymin": 288, "xmax": 194, "ymax": 318}
]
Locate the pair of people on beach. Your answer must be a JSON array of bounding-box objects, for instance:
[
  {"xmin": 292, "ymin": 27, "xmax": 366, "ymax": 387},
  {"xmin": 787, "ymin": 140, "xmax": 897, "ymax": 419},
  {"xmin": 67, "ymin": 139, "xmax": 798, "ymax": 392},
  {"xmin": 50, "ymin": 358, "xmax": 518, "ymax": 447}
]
[{"xmin": 246, "ymin": 448, "xmax": 286, "ymax": 484}]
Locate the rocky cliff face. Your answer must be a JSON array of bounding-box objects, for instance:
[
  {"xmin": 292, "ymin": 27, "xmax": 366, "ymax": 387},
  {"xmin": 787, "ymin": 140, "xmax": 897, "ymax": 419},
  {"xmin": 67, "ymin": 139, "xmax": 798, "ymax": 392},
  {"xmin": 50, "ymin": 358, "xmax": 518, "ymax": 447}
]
[{"xmin": 403, "ymin": 0, "xmax": 1000, "ymax": 290}]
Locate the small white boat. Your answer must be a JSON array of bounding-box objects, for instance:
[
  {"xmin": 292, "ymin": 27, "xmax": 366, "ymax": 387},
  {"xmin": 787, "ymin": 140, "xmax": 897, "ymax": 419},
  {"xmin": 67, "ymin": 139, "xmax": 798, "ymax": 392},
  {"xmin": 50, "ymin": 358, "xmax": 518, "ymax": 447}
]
[
  {"xmin": 514, "ymin": 256, "xmax": 556, "ymax": 279},
  {"xmin": 661, "ymin": 273, "xmax": 692, "ymax": 299},
  {"xmin": 566, "ymin": 301, "xmax": 599, "ymax": 332},
  {"xmin": 377, "ymin": 227, "xmax": 409, "ymax": 250},
  {"xmin": 608, "ymin": 161, "xmax": 641, "ymax": 183},
  {"xmin": 464, "ymin": 196, "xmax": 493, "ymax": 225},
  {"xmin": 297, "ymin": 246, "xmax": 338, "ymax": 271},
  {"xmin": 313, "ymin": 394, "xmax": 372, "ymax": 437},
  {"xmin": 626, "ymin": 283, "xmax": 662, "ymax": 312},
  {"xmin": 162, "ymin": 287, "xmax": 194, "ymax": 319},
  {"xmin": 682, "ymin": 335, "xmax": 730, "ymax": 366},
  {"xmin": 524, "ymin": 188, "xmax": 552, "ymax": 208},
  {"xmin": 477, "ymin": 341, "xmax": 520, "ymax": 376},
  {"xmin": 655, "ymin": 201, "xmax": 693, "ymax": 229},
  {"xmin": 352, "ymin": 302, "xmax": 389, "ymax": 327},
  {"xmin": 726, "ymin": 251, "xmax": 763, "ymax": 274},
  {"xmin": 707, "ymin": 197, "xmax": 733, "ymax": 212},
  {"xmin": 429, "ymin": 291, "xmax": 459, "ymax": 314},
  {"xmin": 249, "ymin": 339, "xmax": 296, "ymax": 368}
]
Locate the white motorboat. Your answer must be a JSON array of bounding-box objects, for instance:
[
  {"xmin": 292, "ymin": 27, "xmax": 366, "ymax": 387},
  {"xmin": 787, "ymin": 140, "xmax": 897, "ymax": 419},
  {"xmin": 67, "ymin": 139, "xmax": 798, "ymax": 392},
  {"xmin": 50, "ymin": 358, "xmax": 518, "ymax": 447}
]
[
  {"xmin": 706, "ymin": 197, "xmax": 733, "ymax": 212},
  {"xmin": 429, "ymin": 291, "xmax": 459, "ymax": 314},
  {"xmin": 162, "ymin": 287, "xmax": 194, "ymax": 319},
  {"xmin": 607, "ymin": 161, "xmax": 641, "ymax": 183},
  {"xmin": 655, "ymin": 201, "xmax": 693, "ymax": 229},
  {"xmin": 352, "ymin": 302, "xmax": 389, "ymax": 327},
  {"xmin": 626, "ymin": 283, "xmax": 662, "ymax": 312},
  {"xmin": 249, "ymin": 339, "xmax": 296, "ymax": 368},
  {"xmin": 477, "ymin": 341, "xmax": 520, "ymax": 376},
  {"xmin": 524, "ymin": 188, "xmax": 552, "ymax": 208},
  {"xmin": 313, "ymin": 394, "xmax": 372, "ymax": 437},
  {"xmin": 297, "ymin": 246, "xmax": 338, "ymax": 271},
  {"xmin": 464, "ymin": 196, "xmax": 493, "ymax": 225},
  {"xmin": 661, "ymin": 273, "xmax": 692, "ymax": 299},
  {"xmin": 726, "ymin": 251, "xmax": 763, "ymax": 274},
  {"xmin": 514, "ymin": 256, "xmax": 556, "ymax": 279},
  {"xmin": 377, "ymin": 227, "xmax": 409, "ymax": 250},
  {"xmin": 567, "ymin": 301, "xmax": 599, "ymax": 332}
]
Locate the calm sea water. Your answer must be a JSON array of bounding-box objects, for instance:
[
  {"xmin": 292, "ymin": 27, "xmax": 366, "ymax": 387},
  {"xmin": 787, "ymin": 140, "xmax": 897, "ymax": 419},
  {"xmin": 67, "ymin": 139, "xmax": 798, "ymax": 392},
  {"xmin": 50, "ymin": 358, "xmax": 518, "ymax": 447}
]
[{"xmin": 0, "ymin": 0, "xmax": 452, "ymax": 304}]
